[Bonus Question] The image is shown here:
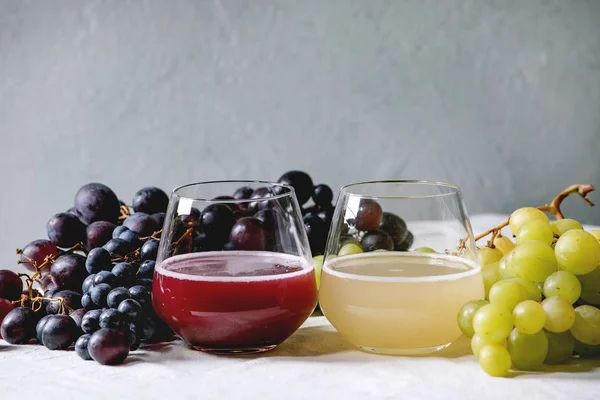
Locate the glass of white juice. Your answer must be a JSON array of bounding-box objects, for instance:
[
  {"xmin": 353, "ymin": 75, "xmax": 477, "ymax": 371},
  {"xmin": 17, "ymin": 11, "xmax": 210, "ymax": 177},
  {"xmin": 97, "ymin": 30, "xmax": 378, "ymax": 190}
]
[{"xmin": 319, "ymin": 181, "xmax": 484, "ymax": 355}]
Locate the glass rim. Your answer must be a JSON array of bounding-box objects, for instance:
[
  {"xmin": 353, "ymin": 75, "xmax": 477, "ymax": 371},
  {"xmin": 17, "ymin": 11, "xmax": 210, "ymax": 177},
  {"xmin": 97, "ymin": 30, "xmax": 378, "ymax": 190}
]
[
  {"xmin": 171, "ymin": 180, "xmax": 296, "ymax": 203},
  {"xmin": 340, "ymin": 180, "xmax": 461, "ymax": 199}
]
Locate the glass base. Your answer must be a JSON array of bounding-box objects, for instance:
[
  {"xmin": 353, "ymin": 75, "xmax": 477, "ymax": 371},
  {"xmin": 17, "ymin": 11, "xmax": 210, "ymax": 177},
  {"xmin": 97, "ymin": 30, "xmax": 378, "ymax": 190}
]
[
  {"xmin": 191, "ymin": 344, "xmax": 277, "ymax": 354},
  {"xmin": 358, "ymin": 342, "xmax": 452, "ymax": 356}
]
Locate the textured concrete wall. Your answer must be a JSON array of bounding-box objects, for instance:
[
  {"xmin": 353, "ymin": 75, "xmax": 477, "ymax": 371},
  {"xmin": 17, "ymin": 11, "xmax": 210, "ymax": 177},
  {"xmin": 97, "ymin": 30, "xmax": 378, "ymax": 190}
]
[{"xmin": 1, "ymin": 0, "xmax": 599, "ymax": 268}]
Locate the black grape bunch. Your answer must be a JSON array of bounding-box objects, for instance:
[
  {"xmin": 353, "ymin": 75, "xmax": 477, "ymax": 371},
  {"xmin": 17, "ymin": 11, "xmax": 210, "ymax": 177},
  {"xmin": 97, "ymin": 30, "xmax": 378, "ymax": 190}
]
[{"xmin": 0, "ymin": 183, "xmax": 172, "ymax": 365}]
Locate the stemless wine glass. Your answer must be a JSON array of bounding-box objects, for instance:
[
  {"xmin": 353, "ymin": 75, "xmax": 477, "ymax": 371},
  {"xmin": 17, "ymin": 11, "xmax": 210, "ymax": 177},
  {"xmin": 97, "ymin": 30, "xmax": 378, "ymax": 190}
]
[
  {"xmin": 152, "ymin": 181, "xmax": 317, "ymax": 354},
  {"xmin": 319, "ymin": 180, "xmax": 484, "ymax": 355}
]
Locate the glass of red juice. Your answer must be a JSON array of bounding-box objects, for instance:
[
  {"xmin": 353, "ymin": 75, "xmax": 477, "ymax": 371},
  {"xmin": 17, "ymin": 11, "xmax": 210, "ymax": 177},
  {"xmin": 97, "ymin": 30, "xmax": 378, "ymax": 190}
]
[{"xmin": 153, "ymin": 181, "xmax": 318, "ymax": 354}]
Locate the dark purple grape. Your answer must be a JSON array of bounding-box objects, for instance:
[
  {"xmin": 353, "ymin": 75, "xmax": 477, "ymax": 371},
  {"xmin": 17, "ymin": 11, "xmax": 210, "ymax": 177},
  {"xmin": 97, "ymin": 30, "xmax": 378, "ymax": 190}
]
[
  {"xmin": 317, "ymin": 206, "xmax": 335, "ymax": 225},
  {"xmin": 111, "ymin": 263, "xmax": 136, "ymax": 286},
  {"xmin": 99, "ymin": 308, "xmax": 128, "ymax": 331},
  {"xmin": 132, "ymin": 187, "xmax": 169, "ymax": 214},
  {"xmin": 137, "ymin": 278, "xmax": 153, "ymax": 289},
  {"xmin": 233, "ymin": 186, "xmax": 253, "ymax": 200},
  {"xmin": 82, "ymin": 275, "xmax": 96, "ymax": 294},
  {"xmin": 88, "ymin": 328, "xmax": 130, "ymax": 365},
  {"xmin": 46, "ymin": 212, "xmax": 86, "ymax": 248},
  {"xmin": 74, "ymin": 183, "xmax": 120, "ymax": 225},
  {"xmin": 128, "ymin": 324, "xmax": 141, "ymax": 351},
  {"xmin": 140, "ymin": 239, "xmax": 159, "ymax": 262},
  {"xmin": 75, "ymin": 334, "xmax": 92, "ymax": 360},
  {"xmin": 361, "ymin": 229, "xmax": 394, "ymax": 252},
  {"xmin": 85, "ymin": 247, "xmax": 112, "ymax": 274},
  {"xmin": 19, "ymin": 239, "xmax": 59, "ymax": 273},
  {"xmin": 0, "ymin": 270, "xmax": 23, "ymax": 301},
  {"xmin": 178, "ymin": 207, "xmax": 201, "ymax": 229},
  {"xmin": 303, "ymin": 215, "xmax": 327, "ymax": 255},
  {"xmin": 135, "ymin": 315, "xmax": 155, "ymax": 341},
  {"xmin": 128, "ymin": 285, "xmax": 150, "ymax": 309},
  {"xmin": 277, "ymin": 171, "xmax": 313, "ymax": 205},
  {"xmin": 312, "ymin": 184, "xmax": 333, "ymax": 207},
  {"xmin": 69, "ymin": 308, "xmax": 88, "ymax": 328},
  {"xmin": 36, "ymin": 314, "xmax": 52, "ymax": 344},
  {"xmin": 379, "ymin": 212, "xmax": 408, "ymax": 248},
  {"xmin": 112, "ymin": 225, "xmax": 129, "ymax": 239},
  {"xmin": 222, "ymin": 242, "xmax": 236, "ymax": 250},
  {"xmin": 355, "ymin": 199, "xmax": 383, "ymax": 231},
  {"xmin": 118, "ymin": 230, "xmax": 141, "ymax": 247},
  {"xmin": 201, "ymin": 204, "xmax": 234, "ymax": 239},
  {"xmin": 118, "ymin": 299, "xmax": 142, "ymax": 320},
  {"xmin": 41, "ymin": 314, "xmax": 78, "ymax": 350},
  {"xmin": 50, "ymin": 254, "xmax": 86, "ymax": 291},
  {"xmin": 0, "ymin": 307, "xmax": 37, "ymax": 344},
  {"xmin": 46, "ymin": 290, "xmax": 82, "ymax": 315},
  {"xmin": 107, "ymin": 287, "xmax": 131, "ymax": 309},
  {"xmin": 90, "ymin": 284, "xmax": 112, "ymax": 308},
  {"xmin": 81, "ymin": 309, "xmax": 102, "ymax": 334},
  {"xmin": 395, "ymin": 231, "xmax": 414, "ymax": 251},
  {"xmin": 94, "ymin": 271, "xmax": 118, "ymax": 287},
  {"xmin": 247, "ymin": 187, "xmax": 274, "ymax": 212},
  {"xmin": 151, "ymin": 212, "xmax": 166, "ymax": 229},
  {"xmin": 230, "ymin": 217, "xmax": 266, "ymax": 251},
  {"xmin": 81, "ymin": 293, "xmax": 96, "ymax": 310},
  {"xmin": 137, "ymin": 260, "xmax": 155, "ymax": 279},
  {"xmin": 193, "ymin": 232, "xmax": 223, "ymax": 252},
  {"xmin": 123, "ymin": 213, "xmax": 158, "ymax": 236},
  {"xmin": 86, "ymin": 221, "xmax": 116, "ymax": 251},
  {"xmin": 254, "ymin": 209, "xmax": 281, "ymax": 231},
  {"xmin": 102, "ymin": 239, "xmax": 131, "ymax": 257}
]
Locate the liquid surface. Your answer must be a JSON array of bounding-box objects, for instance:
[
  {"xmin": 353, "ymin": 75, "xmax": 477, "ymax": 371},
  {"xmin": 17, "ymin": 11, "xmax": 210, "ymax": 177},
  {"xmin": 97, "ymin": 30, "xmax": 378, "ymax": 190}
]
[
  {"xmin": 153, "ymin": 251, "xmax": 317, "ymax": 351},
  {"xmin": 319, "ymin": 252, "xmax": 484, "ymax": 352}
]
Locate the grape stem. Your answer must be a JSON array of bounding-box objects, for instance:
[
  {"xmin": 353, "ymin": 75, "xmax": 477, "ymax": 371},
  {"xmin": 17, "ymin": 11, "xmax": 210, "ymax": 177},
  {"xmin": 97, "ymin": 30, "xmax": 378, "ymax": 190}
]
[{"xmin": 458, "ymin": 184, "xmax": 595, "ymax": 253}]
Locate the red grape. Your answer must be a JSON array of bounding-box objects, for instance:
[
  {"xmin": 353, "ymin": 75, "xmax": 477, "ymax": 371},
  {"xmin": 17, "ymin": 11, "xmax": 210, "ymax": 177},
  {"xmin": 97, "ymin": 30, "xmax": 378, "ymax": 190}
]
[
  {"xmin": 0, "ymin": 307, "xmax": 37, "ymax": 344},
  {"xmin": 46, "ymin": 212, "xmax": 86, "ymax": 248},
  {"xmin": 230, "ymin": 217, "xmax": 266, "ymax": 251},
  {"xmin": 19, "ymin": 239, "xmax": 59, "ymax": 273},
  {"xmin": 50, "ymin": 254, "xmax": 87, "ymax": 291},
  {"xmin": 0, "ymin": 298, "xmax": 15, "ymax": 338},
  {"xmin": 355, "ymin": 199, "xmax": 383, "ymax": 231},
  {"xmin": 132, "ymin": 187, "xmax": 169, "ymax": 214},
  {"xmin": 41, "ymin": 314, "xmax": 79, "ymax": 350},
  {"xmin": 86, "ymin": 221, "xmax": 116, "ymax": 251},
  {"xmin": 123, "ymin": 213, "xmax": 158, "ymax": 236},
  {"xmin": 74, "ymin": 183, "xmax": 120, "ymax": 224},
  {"xmin": 88, "ymin": 328, "xmax": 129, "ymax": 365},
  {"xmin": 0, "ymin": 270, "xmax": 23, "ymax": 301}
]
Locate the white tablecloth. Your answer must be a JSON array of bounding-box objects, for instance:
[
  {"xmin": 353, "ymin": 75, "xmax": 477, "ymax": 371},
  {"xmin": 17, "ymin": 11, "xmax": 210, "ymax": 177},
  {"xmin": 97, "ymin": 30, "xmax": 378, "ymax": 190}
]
[{"xmin": 2, "ymin": 214, "xmax": 600, "ymax": 400}]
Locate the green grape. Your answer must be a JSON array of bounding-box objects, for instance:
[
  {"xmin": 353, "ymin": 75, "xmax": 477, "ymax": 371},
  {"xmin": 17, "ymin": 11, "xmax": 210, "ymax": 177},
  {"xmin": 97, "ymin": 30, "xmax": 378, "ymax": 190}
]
[
  {"xmin": 513, "ymin": 300, "xmax": 546, "ymax": 334},
  {"xmin": 555, "ymin": 229, "xmax": 600, "ymax": 275},
  {"xmin": 498, "ymin": 252, "xmax": 517, "ymax": 279},
  {"xmin": 509, "ymin": 207, "xmax": 549, "ymax": 236},
  {"xmin": 510, "ymin": 277, "xmax": 542, "ymax": 302},
  {"xmin": 471, "ymin": 334, "xmax": 506, "ymax": 358},
  {"xmin": 478, "ymin": 247, "xmax": 504, "ymax": 267},
  {"xmin": 414, "ymin": 247, "xmax": 436, "ymax": 253},
  {"xmin": 493, "ymin": 235, "xmax": 515, "ymax": 255},
  {"xmin": 478, "ymin": 344, "xmax": 512, "ymax": 377},
  {"xmin": 489, "ymin": 279, "xmax": 528, "ymax": 311},
  {"xmin": 507, "ymin": 328, "xmax": 548, "ymax": 371},
  {"xmin": 543, "ymin": 270, "xmax": 581, "ymax": 304},
  {"xmin": 338, "ymin": 243, "xmax": 363, "ymax": 256},
  {"xmin": 579, "ymin": 266, "xmax": 600, "ymax": 305},
  {"xmin": 472, "ymin": 304, "xmax": 514, "ymax": 343},
  {"xmin": 313, "ymin": 255, "xmax": 324, "ymax": 289},
  {"xmin": 542, "ymin": 296, "xmax": 575, "ymax": 332},
  {"xmin": 544, "ymin": 331, "xmax": 575, "ymax": 364},
  {"xmin": 551, "ymin": 219, "xmax": 583, "ymax": 236},
  {"xmin": 457, "ymin": 300, "xmax": 489, "ymax": 338},
  {"xmin": 574, "ymin": 338, "xmax": 600, "ymax": 358},
  {"xmin": 511, "ymin": 241, "xmax": 557, "ymax": 282},
  {"xmin": 589, "ymin": 229, "xmax": 600, "ymax": 242},
  {"xmin": 516, "ymin": 219, "xmax": 554, "ymax": 246},
  {"xmin": 482, "ymin": 262, "xmax": 501, "ymax": 299},
  {"xmin": 570, "ymin": 305, "xmax": 600, "ymax": 345}
]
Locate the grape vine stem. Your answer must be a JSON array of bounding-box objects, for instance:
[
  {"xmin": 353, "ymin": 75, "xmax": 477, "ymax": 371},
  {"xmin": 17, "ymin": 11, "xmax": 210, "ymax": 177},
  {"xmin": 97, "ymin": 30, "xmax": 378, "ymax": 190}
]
[{"xmin": 457, "ymin": 184, "xmax": 595, "ymax": 254}]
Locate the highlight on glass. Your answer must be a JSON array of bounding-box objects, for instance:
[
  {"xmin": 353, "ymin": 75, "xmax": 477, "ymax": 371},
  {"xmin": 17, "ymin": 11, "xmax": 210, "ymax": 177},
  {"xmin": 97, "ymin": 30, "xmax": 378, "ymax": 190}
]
[
  {"xmin": 318, "ymin": 180, "xmax": 484, "ymax": 355},
  {"xmin": 152, "ymin": 181, "xmax": 318, "ymax": 354}
]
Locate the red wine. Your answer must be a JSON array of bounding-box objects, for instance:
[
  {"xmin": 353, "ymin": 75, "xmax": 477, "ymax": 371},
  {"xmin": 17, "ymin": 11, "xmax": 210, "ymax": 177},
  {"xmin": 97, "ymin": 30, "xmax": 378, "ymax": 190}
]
[{"xmin": 153, "ymin": 251, "xmax": 317, "ymax": 353}]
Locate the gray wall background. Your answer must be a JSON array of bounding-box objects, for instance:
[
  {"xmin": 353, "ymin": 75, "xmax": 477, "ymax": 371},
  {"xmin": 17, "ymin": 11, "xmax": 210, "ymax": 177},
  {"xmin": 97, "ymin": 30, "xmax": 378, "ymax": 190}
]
[{"xmin": 1, "ymin": 0, "xmax": 599, "ymax": 268}]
